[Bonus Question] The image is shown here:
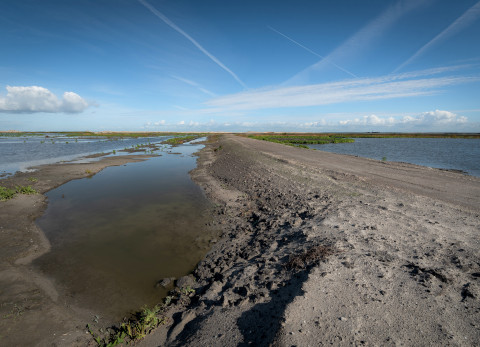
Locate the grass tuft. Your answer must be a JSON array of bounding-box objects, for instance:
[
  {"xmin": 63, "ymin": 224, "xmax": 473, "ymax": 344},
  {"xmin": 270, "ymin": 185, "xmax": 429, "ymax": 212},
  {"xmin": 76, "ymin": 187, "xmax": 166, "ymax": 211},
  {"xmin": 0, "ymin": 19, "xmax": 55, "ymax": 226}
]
[
  {"xmin": 88, "ymin": 305, "xmax": 167, "ymax": 347},
  {"xmin": 0, "ymin": 186, "xmax": 16, "ymax": 201},
  {"xmin": 15, "ymin": 185, "xmax": 37, "ymax": 195},
  {"xmin": 1, "ymin": 185, "xmax": 37, "ymax": 201}
]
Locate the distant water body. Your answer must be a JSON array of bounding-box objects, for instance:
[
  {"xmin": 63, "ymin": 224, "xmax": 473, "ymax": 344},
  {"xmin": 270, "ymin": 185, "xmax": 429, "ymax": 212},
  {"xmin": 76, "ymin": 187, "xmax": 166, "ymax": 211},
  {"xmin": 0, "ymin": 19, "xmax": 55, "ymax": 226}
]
[
  {"xmin": 0, "ymin": 134, "xmax": 170, "ymax": 177},
  {"xmin": 308, "ymin": 138, "xmax": 480, "ymax": 177}
]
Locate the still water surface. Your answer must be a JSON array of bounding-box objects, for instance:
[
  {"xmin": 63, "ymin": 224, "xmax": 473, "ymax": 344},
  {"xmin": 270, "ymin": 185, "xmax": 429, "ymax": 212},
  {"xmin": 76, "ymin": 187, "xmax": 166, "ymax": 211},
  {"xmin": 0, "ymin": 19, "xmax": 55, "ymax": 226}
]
[
  {"xmin": 0, "ymin": 134, "xmax": 170, "ymax": 177},
  {"xmin": 308, "ymin": 138, "xmax": 480, "ymax": 177},
  {"xmin": 33, "ymin": 141, "xmax": 216, "ymax": 321}
]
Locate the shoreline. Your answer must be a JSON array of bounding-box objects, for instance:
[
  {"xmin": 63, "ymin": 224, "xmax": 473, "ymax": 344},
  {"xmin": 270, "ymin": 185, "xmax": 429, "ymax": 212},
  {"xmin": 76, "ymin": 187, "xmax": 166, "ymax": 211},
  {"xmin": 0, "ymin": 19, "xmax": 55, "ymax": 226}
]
[
  {"xmin": 0, "ymin": 154, "xmax": 157, "ymax": 346},
  {"xmin": 142, "ymin": 134, "xmax": 480, "ymax": 346}
]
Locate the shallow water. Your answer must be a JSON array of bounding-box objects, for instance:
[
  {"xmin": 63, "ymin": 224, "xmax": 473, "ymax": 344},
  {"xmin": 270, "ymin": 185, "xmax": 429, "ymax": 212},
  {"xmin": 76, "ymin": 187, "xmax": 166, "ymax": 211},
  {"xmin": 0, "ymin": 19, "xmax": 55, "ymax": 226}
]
[
  {"xmin": 308, "ymin": 138, "xmax": 480, "ymax": 177},
  {"xmin": 0, "ymin": 134, "xmax": 170, "ymax": 177},
  {"xmin": 33, "ymin": 141, "xmax": 216, "ymax": 321}
]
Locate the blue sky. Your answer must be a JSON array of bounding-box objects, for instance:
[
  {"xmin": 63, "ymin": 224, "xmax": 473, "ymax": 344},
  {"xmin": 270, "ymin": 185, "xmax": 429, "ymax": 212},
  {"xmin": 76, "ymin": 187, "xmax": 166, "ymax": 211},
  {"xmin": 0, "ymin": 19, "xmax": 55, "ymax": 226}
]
[{"xmin": 1, "ymin": 0, "xmax": 480, "ymax": 132}]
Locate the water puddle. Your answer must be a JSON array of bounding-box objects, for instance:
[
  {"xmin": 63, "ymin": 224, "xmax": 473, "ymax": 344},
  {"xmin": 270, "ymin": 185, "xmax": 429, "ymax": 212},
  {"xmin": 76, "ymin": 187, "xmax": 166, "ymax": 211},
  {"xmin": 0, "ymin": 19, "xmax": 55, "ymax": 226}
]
[{"xmin": 33, "ymin": 141, "xmax": 216, "ymax": 322}]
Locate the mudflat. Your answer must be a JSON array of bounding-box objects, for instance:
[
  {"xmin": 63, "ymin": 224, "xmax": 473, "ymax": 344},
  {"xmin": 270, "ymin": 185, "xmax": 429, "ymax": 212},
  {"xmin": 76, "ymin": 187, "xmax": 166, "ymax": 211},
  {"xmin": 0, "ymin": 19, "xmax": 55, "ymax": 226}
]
[{"xmin": 142, "ymin": 134, "xmax": 480, "ymax": 346}]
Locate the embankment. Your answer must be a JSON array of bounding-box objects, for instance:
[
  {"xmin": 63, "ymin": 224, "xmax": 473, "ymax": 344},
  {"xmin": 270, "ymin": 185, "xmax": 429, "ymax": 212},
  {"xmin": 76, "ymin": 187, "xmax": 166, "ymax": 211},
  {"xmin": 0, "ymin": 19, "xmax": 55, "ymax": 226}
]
[{"xmin": 142, "ymin": 134, "xmax": 480, "ymax": 346}]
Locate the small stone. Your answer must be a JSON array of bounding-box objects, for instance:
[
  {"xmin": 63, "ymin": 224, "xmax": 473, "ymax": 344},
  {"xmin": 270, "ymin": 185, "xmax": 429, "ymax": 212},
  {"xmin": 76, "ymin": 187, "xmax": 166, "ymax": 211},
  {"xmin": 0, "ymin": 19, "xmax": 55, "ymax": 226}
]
[
  {"xmin": 156, "ymin": 277, "xmax": 174, "ymax": 288},
  {"xmin": 339, "ymin": 317, "xmax": 348, "ymax": 321}
]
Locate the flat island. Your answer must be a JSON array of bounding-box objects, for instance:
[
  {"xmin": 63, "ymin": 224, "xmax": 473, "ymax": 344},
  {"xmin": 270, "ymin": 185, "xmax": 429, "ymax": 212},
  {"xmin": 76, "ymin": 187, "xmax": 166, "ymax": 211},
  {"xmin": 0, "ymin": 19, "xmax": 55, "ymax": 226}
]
[{"xmin": 1, "ymin": 134, "xmax": 479, "ymax": 346}]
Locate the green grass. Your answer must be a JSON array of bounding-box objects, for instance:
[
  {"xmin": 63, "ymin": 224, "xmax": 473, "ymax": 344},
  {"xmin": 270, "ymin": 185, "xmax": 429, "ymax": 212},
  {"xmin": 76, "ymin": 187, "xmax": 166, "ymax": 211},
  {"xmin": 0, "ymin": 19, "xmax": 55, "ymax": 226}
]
[
  {"xmin": 87, "ymin": 283, "xmax": 197, "ymax": 346},
  {"xmin": 15, "ymin": 185, "xmax": 37, "ymax": 194},
  {"xmin": 0, "ymin": 132, "xmax": 44, "ymax": 137},
  {"xmin": 247, "ymin": 134, "xmax": 354, "ymax": 148},
  {"xmin": 0, "ymin": 186, "xmax": 16, "ymax": 201},
  {"xmin": 63, "ymin": 131, "xmax": 205, "ymax": 139},
  {"xmin": 0, "ymin": 185, "xmax": 37, "ymax": 201},
  {"xmin": 162, "ymin": 134, "xmax": 203, "ymax": 145},
  {"xmin": 88, "ymin": 305, "xmax": 167, "ymax": 346}
]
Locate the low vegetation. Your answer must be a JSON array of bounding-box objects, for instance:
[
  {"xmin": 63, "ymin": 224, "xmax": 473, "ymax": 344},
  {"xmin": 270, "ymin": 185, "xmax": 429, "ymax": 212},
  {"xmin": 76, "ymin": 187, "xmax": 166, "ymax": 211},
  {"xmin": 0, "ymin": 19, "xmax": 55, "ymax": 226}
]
[
  {"xmin": 0, "ymin": 132, "xmax": 43, "ymax": 137},
  {"xmin": 162, "ymin": 134, "xmax": 204, "ymax": 145},
  {"xmin": 247, "ymin": 134, "xmax": 354, "ymax": 148},
  {"xmin": 64, "ymin": 131, "xmax": 174, "ymax": 138},
  {"xmin": 0, "ymin": 185, "xmax": 37, "ymax": 201},
  {"xmin": 0, "ymin": 186, "xmax": 16, "ymax": 201},
  {"xmin": 87, "ymin": 285, "xmax": 196, "ymax": 346},
  {"xmin": 88, "ymin": 305, "xmax": 166, "ymax": 347},
  {"xmin": 15, "ymin": 185, "xmax": 37, "ymax": 195}
]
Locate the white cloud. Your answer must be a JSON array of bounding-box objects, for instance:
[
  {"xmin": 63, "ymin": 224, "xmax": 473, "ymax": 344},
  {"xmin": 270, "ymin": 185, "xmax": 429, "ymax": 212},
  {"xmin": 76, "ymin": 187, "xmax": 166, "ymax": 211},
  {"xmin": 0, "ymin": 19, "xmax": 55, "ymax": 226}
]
[
  {"xmin": 178, "ymin": 120, "xmax": 185, "ymax": 125},
  {"xmin": 339, "ymin": 110, "xmax": 467, "ymax": 128},
  {"xmin": 339, "ymin": 115, "xmax": 396, "ymax": 126},
  {"xmin": 0, "ymin": 86, "xmax": 89, "ymax": 113},
  {"xmin": 154, "ymin": 120, "xmax": 166, "ymax": 126},
  {"xmin": 203, "ymin": 69, "xmax": 478, "ymax": 113},
  {"xmin": 301, "ymin": 119, "xmax": 328, "ymax": 127},
  {"xmin": 400, "ymin": 110, "xmax": 468, "ymax": 125}
]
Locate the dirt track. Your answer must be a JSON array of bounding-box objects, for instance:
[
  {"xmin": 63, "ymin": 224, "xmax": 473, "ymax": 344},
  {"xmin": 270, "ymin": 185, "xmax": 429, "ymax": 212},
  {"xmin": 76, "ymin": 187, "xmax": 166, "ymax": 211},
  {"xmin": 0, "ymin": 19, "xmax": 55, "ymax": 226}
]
[{"xmin": 142, "ymin": 134, "xmax": 480, "ymax": 346}]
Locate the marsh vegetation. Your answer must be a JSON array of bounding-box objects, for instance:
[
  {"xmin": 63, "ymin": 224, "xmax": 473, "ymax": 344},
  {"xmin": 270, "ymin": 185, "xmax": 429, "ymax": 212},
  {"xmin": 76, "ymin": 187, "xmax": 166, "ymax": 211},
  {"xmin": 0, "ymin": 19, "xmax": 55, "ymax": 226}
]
[{"xmin": 247, "ymin": 134, "xmax": 354, "ymax": 148}]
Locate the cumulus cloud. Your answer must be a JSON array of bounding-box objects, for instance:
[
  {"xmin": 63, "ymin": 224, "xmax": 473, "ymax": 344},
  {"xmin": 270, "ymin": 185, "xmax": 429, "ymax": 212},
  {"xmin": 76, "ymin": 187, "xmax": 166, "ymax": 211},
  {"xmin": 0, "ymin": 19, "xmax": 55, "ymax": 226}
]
[
  {"xmin": 340, "ymin": 115, "xmax": 396, "ymax": 126},
  {"xmin": 0, "ymin": 86, "xmax": 89, "ymax": 114},
  {"xmin": 339, "ymin": 110, "xmax": 467, "ymax": 128},
  {"xmin": 400, "ymin": 110, "xmax": 467, "ymax": 125}
]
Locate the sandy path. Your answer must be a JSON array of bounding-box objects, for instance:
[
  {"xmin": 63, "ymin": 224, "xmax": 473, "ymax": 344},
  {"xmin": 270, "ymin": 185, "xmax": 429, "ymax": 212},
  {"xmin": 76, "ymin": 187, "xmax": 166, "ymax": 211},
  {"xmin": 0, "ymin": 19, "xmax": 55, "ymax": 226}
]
[
  {"xmin": 142, "ymin": 135, "xmax": 480, "ymax": 346},
  {"xmin": 230, "ymin": 135, "xmax": 480, "ymax": 210}
]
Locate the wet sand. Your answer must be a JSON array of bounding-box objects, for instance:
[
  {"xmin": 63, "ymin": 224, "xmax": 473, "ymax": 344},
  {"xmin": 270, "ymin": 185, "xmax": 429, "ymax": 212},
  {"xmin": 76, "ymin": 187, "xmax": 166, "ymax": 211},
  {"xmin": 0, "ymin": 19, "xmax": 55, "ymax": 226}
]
[{"xmin": 141, "ymin": 134, "xmax": 480, "ymax": 346}]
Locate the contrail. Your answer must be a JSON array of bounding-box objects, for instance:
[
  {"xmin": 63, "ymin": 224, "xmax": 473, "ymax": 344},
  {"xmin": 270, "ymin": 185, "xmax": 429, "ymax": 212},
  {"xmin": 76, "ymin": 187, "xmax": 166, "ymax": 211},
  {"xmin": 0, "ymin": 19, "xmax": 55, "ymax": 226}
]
[
  {"xmin": 172, "ymin": 75, "xmax": 217, "ymax": 97},
  {"xmin": 284, "ymin": 0, "xmax": 427, "ymax": 85},
  {"xmin": 138, "ymin": 0, "xmax": 247, "ymax": 89},
  {"xmin": 268, "ymin": 26, "xmax": 358, "ymax": 78},
  {"xmin": 394, "ymin": 1, "xmax": 480, "ymax": 72}
]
